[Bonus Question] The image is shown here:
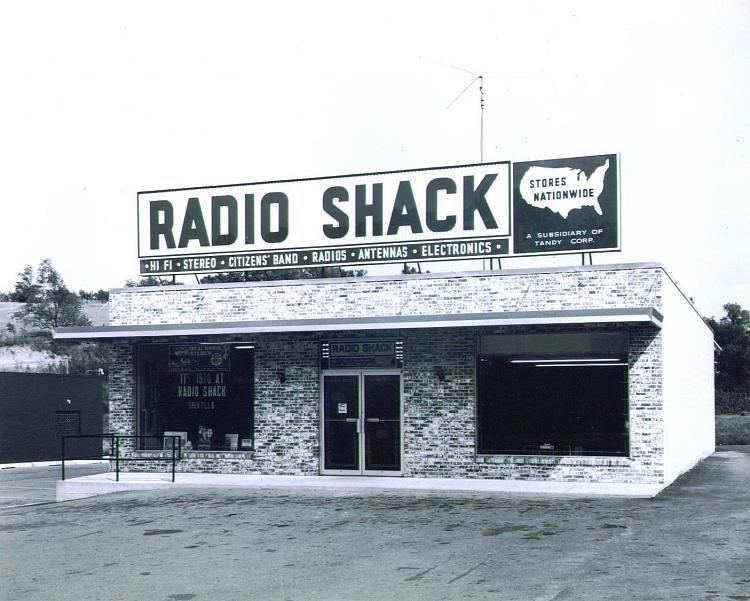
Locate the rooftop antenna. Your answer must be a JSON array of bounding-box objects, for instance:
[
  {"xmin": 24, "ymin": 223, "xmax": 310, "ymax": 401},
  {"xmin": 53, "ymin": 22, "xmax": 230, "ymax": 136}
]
[
  {"xmin": 446, "ymin": 66, "xmax": 485, "ymax": 163},
  {"xmin": 444, "ymin": 64, "xmax": 493, "ymax": 269}
]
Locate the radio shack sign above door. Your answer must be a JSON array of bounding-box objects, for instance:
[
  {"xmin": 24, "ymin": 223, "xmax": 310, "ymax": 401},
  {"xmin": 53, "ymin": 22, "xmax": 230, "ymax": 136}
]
[{"xmin": 137, "ymin": 155, "xmax": 618, "ymax": 276}]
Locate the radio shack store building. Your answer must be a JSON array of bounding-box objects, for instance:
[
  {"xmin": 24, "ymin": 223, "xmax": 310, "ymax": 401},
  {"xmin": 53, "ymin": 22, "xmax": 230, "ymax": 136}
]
[{"xmin": 55, "ymin": 262, "xmax": 715, "ymax": 494}]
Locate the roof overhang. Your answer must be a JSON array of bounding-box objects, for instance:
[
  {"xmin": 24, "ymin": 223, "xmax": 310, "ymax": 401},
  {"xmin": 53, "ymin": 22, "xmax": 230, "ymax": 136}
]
[{"xmin": 53, "ymin": 307, "xmax": 663, "ymax": 341}]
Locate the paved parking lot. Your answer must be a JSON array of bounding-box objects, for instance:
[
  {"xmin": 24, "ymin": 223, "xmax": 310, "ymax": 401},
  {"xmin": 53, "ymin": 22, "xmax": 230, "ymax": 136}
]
[
  {"xmin": 1, "ymin": 448, "xmax": 749, "ymax": 601},
  {"xmin": 0, "ymin": 463, "xmax": 108, "ymax": 509}
]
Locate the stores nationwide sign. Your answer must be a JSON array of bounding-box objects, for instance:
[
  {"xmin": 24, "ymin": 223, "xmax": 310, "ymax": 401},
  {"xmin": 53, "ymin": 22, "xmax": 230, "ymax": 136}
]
[
  {"xmin": 512, "ymin": 155, "xmax": 619, "ymax": 255},
  {"xmin": 138, "ymin": 155, "xmax": 618, "ymax": 276}
]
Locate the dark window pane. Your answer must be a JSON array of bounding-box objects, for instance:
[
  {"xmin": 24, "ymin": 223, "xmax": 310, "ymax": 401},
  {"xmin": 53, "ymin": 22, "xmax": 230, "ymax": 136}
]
[
  {"xmin": 323, "ymin": 376, "xmax": 359, "ymax": 470},
  {"xmin": 364, "ymin": 374, "xmax": 400, "ymax": 471},
  {"xmin": 323, "ymin": 376, "xmax": 358, "ymax": 419},
  {"xmin": 477, "ymin": 333, "xmax": 629, "ymax": 457},
  {"xmin": 324, "ymin": 420, "xmax": 359, "ymax": 470},
  {"xmin": 364, "ymin": 375, "xmax": 400, "ymax": 420},
  {"xmin": 136, "ymin": 344, "xmax": 254, "ymax": 451},
  {"xmin": 364, "ymin": 421, "xmax": 400, "ymax": 471}
]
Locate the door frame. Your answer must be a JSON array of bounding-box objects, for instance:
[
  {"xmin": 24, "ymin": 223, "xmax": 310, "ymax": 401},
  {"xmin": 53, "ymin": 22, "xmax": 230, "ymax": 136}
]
[{"xmin": 319, "ymin": 369, "xmax": 404, "ymax": 477}]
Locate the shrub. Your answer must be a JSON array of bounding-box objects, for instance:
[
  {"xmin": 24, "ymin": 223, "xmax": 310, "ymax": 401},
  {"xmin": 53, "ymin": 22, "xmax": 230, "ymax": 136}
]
[
  {"xmin": 716, "ymin": 415, "xmax": 750, "ymax": 445},
  {"xmin": 715, "ymin": 389, "xmax": 750, "ymax": 414}
]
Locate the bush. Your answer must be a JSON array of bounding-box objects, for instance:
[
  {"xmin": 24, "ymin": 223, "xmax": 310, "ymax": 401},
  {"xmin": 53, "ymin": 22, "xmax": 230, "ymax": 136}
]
[
  {"xmin": 715, "ymin": 389, "xmax": 750, "ymax": 414},
  {"xmin": 49, "ymin": 340, "xmax": 112, "ymax": 375}
]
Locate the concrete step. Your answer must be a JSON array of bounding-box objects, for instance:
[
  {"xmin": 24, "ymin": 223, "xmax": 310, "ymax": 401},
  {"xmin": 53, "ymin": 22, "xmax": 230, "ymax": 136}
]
[{"xmin": 56, "ymin": 472, "xmax": 663, "ymax": 501}]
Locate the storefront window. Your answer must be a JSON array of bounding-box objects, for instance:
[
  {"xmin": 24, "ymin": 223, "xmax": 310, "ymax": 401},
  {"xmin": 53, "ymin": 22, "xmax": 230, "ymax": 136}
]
[
  {"xmin": 136, "ymin": 343, "xmax": 254, "ymax": 451},
  {"xmin": 477, "ymin": 332, "xmax": 629, "ymax": 456}
]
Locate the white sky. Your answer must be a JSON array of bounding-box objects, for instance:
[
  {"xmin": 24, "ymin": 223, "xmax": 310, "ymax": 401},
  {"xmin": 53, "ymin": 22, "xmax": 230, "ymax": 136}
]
[{"xmin": 0, "ymin": 0, "xmax": 747, "ymax": 319}]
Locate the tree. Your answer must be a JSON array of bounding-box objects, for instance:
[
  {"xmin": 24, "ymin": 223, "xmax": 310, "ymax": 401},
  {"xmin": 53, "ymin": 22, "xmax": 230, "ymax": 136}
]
[
  {"xmin": 13, "ymin": 259, "xmax": 91, "ymax": 330},
  {"xmin": 78, "ymin": 289, "xmax": 110, "ymax": 302},
  {"xmin": 199, "ymin": 266, "xmax": 366, "ymax": 284},
  {"xmin": 705, "ymin": 303, "xmax": 750, "ymax": 412},
  {"xmin": 124, "ymin": 276, "xmax": 182, "ymax": 287},
  {"xmin": 124, "ymin": 267, "xmax": 367, "ymax": 287},
  {"xmin": 12, "ymin": 265, "xmax": 36, "ymax": 302},
  {"xmin": 706, "ymin": 303, "xmax": 750, "ymax": 390}
]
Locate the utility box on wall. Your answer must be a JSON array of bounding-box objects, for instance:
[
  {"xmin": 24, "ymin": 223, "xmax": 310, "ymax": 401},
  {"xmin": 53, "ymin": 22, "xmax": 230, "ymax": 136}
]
[{"xmin": 0, "ymin": 372, "xmax": 104, "ymax": 463}]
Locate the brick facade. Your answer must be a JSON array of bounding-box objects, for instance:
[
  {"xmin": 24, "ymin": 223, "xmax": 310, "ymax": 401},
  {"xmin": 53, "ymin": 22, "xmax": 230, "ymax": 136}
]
[
  {"xmin": 108, "ymin": 266, "xmax": 663, "ymax": 326},
  {"xmin": 104, "ymin": 263, "xmax": 714, "ymax": 487}
]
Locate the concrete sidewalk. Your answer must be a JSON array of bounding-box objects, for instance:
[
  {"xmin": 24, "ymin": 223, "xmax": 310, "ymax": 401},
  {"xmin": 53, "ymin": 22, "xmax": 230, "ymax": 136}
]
[{"xmin": 57, "ymin": 470, "xmax": 664, "ymax": 501}]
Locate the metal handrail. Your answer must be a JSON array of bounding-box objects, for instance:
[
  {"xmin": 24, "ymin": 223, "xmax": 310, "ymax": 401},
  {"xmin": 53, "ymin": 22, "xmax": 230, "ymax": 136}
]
[{"xmin": 61, "ymin": 434, "xmax": 183, "ymax": 482}]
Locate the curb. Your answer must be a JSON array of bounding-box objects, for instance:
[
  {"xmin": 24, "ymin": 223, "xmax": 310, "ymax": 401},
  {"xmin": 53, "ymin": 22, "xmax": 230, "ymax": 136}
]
[
  {"xmin": 0, "ymin": 460, "xmax": 108, "ymax": 469},
  {"xmin": 56, "ymin": 472, "xmax": 664, "ymax": 502}
]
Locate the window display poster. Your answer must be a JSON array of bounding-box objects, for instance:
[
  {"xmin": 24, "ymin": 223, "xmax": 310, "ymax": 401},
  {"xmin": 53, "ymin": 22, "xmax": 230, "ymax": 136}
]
[{"xmin": 169, "ymin": 344, "xmax": 230, "ymax": 373}]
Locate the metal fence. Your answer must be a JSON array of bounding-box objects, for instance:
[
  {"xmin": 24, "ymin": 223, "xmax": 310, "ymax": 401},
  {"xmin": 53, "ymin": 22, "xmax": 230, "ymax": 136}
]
[{"xmin": 61, "ymin": 434, "xmax": 183, "ymax": 482}]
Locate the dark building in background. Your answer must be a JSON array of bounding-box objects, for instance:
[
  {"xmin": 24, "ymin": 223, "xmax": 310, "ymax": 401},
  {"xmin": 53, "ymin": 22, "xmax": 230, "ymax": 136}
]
[{"xmin": 0, "ymin": 372, "xmax": 103, "ymax": 463}]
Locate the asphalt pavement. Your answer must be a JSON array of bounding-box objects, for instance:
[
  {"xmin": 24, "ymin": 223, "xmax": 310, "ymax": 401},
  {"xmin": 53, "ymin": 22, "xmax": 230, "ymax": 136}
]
[
  {"xmin": 0, "ymin": 462, "xmax": 108, "ymax": 509},
  {"xmin": 0, "ymin": 449, "xmax": 749, "ymax": 601}
]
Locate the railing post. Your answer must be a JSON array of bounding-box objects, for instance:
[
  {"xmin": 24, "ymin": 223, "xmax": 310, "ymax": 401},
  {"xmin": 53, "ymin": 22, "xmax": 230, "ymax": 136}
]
[
  {"xmin": 115, "ymin": 437, "xmax": 120, "ymax": 482},
  {"xmin": 61, "ymin": 436, "xmax": 66, "ymax": 481},
  {"xmin": 171, "ymin": 436, "xmax": 176, "ymax": 483}
]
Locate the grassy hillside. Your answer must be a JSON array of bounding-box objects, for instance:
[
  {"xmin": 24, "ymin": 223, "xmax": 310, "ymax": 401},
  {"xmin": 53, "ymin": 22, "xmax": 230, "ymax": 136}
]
[
  {"xmin": 0, "ymin": 301, "xmax": 109, "ymax": 330},
  {"xmin": 0, "ymin": 301, "xmax": 109, "ymax": 372},
  {"xmin": 0, "ymin": 302, "xmax": 24, "ymax": 330}
]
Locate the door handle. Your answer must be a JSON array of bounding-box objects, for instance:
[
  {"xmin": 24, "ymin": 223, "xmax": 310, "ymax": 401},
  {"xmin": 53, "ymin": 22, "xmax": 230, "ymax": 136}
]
[{"xmin": 365, "ymin": 418, "xmax": 380, "ymax": 423}]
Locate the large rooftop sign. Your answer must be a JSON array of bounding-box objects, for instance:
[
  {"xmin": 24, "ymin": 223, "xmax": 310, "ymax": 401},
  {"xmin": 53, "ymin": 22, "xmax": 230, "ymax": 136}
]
[
  {"xmin": 512, "ymin": 155, "xmax": 619, "ymax": 255},
  {"xmin": 138, "ymin": 154, "xmax": 618, "ymax": 276}
]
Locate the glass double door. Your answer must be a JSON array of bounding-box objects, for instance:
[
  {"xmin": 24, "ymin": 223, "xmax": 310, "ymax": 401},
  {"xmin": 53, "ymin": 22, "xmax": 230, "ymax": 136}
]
[{"xmin": 321, "ymin": 371, "xmax": 402, "ymax": 476}]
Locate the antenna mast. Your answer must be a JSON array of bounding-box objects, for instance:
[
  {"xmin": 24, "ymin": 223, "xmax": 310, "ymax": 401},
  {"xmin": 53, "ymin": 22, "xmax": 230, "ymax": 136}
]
[
  {"xmin": 479, "ymin": 75, "xmax": 484, "ymax": 162},
  {"xmin": 446, "ymin": 70, "xmax": 485, "ymax": 163}
]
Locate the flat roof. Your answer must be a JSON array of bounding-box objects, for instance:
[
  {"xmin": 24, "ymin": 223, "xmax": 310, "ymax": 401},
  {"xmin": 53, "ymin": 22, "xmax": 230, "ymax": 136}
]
[{"xmin": 54, "ymin": 307, "xmax": 663, "ymax": 341}]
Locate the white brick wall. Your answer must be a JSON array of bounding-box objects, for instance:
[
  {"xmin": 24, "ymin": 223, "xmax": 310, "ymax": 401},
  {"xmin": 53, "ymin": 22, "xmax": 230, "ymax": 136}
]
[{"xmin": 661, "ymin": 273, "xmax": 716, "ymax": 484}]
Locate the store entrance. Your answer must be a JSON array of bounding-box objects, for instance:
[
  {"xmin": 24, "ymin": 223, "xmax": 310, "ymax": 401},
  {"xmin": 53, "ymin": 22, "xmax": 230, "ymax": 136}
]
[{"xmin": 321, "ymin": 371, "xmax": 402, "ymax": 476}]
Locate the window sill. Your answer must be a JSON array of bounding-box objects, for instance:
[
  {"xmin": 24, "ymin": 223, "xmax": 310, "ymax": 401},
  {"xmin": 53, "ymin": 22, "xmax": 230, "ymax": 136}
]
[
  {"xmin": 475, "ymin": 454, "xmax": 631, "ymax": 466},
  {"xmin": 132, "ymin": 450, "xmax": 254, "ymax": 459}
]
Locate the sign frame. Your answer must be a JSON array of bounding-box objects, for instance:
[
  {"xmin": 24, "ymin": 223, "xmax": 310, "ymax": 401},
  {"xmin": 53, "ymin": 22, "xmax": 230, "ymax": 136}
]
[
  {"xmin": 137, "ymin": 155, "xmax": 620, "ymax": 277},
  {"xmin": 138, "ymin": 162, "xmax": 512, "ymax": 276},
  {"xmin": 511, "ymin": 154, "xmax": 620, "ymax": 256},
  {"xmin": 320, "ymin": 339, "xmax": 404, "ymax": 370}
]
